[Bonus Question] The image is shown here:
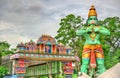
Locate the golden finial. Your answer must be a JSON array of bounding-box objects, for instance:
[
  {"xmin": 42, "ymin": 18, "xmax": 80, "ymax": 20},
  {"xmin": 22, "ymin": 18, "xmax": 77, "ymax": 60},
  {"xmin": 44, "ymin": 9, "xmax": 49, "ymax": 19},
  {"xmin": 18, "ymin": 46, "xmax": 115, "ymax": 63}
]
[{"xmin": 88, "ymin": 5, "xmax": 97, "ymax": 17}]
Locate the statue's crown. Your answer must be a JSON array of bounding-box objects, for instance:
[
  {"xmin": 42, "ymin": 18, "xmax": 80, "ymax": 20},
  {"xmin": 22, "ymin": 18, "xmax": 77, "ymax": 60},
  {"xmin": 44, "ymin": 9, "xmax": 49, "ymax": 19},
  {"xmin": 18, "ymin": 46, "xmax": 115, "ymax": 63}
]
[{"xmin": 88, "ymin": 5, "xmax": 97, "ymax": 17}]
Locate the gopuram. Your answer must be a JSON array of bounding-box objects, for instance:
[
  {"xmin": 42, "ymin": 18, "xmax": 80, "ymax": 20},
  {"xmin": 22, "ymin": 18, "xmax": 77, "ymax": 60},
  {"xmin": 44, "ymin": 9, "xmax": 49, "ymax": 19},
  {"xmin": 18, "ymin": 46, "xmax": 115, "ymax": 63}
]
[{"xmin": 76, "ymin": 5, "xmax": 110, "ymax": 77}]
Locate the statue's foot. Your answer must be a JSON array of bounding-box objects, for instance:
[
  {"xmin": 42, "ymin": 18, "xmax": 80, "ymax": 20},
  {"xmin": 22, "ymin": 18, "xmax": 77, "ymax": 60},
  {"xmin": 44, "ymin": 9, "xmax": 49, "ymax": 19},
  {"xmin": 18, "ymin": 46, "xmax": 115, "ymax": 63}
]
[
  {"xmin": 78, "ymin": 72, "xmax": 90, "ymax": 78},
  {"xmin": 78, "ymin": 72, "xmax": 83, "ymax": 76},
  {"xmin": 95, "ymin": 73, "xmax": 100, "ymax": 77}
]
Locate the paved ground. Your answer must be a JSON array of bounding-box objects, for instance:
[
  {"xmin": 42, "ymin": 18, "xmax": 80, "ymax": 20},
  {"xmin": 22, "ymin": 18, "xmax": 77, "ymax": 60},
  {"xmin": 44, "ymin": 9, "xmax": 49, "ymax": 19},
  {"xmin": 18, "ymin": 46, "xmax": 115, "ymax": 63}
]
[
  {"xmin": 77, "ymin": 63, "xmax": 120, "ymax": 78},
  {"xmin": 78, "ymin": 73, "xmax": 90, "ymax": 78},
  {"xmin": 97, "ymin": 63, "xmax": 120, "ymax": 78}
]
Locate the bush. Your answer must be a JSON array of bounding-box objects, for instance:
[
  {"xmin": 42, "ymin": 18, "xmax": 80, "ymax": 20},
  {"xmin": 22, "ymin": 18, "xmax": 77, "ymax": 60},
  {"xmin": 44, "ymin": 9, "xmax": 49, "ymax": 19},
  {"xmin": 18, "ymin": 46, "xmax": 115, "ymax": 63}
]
[{"xmin": 0, "ymin": 66, "xmax": 8, "ymax": 78}]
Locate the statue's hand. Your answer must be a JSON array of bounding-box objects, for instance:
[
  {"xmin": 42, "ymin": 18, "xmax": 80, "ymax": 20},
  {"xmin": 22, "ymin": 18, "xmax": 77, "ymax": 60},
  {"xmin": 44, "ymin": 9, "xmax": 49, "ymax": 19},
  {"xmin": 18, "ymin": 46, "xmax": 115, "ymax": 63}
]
[
  {"xmin": 94, "ymin": 27, "xmax": 100, "ymax": 33},
  {"xmin": 86, "ymin": 27, "xmax": 92, "ymax": 33}
]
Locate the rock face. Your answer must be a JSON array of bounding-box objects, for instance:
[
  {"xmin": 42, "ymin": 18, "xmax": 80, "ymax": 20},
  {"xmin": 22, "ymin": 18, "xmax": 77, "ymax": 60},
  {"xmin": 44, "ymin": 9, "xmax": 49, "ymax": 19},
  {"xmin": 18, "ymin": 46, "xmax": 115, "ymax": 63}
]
[
  {"xmin": 97, "ymin": 63, "xmax": 120, "ymax": 78},
  {"xmin": 78, "ymin": 73, "xmax": 90, "ymax": 78}
]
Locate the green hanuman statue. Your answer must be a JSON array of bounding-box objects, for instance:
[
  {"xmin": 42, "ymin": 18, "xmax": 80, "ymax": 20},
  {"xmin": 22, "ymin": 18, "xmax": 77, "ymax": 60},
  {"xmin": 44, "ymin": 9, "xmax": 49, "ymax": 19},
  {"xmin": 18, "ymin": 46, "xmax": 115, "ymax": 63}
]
[{"xmin": 76, "ymin": 5, "xmax": 110, "ymax": 75}]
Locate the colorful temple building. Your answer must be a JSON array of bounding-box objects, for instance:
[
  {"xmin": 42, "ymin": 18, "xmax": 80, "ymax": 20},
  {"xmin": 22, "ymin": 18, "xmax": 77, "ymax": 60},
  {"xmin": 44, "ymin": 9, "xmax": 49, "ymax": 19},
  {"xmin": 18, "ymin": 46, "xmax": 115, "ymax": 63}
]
[{"xmin": 2, "ymin": 34, "xmax": 79, "ymax": 78}]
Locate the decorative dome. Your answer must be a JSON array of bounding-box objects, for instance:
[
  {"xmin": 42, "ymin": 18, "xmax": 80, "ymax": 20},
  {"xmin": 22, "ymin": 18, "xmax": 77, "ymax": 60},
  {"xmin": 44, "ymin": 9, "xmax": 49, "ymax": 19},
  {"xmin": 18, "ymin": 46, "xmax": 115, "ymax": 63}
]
[
  {"xmin": 23, "ymin": 40, "xmax": 36, "ymax": 48},
  {"xmin": 28, "ymin": 40, "xmax": 36, "ymax": 45},
  {"xmin": 58, "ymin": 43, "xmax": 64, "ymax": 46},
  {"xmin": 88, "ymin": 5, "xmax": 97, "ymax": 17},
  {"xmin": 37, "ymin": 34, "xmax": 56, "ymax": 44},
  {"xmin": 17, "ymin": 42, "xmax": 25, "ymax": 47}
]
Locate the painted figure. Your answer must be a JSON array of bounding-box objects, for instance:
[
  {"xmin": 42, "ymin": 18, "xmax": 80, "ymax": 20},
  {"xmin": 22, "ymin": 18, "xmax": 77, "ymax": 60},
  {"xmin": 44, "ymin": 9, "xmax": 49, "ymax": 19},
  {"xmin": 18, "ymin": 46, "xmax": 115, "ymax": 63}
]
[{"xmin": 76, "ymin": 5, "xmax": 110, "ymax": 75}]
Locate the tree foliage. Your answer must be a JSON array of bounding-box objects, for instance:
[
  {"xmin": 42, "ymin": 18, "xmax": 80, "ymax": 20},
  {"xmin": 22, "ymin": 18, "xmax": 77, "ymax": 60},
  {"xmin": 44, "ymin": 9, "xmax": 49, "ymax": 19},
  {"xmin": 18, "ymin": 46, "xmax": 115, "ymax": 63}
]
[
  {"xmin": 105, "ymin": 49, "xmax": 120, "ymax": 69},
  {"xmin": 0, "ymin": 66, "xmax": 8, "ymax": 78},
  {"xmin": 100, "ymin": 17, "xmax": 120, "ymax": 52},
  {"xmin": 100, "ymin": 17, "xmax": 120, "ymax": 69},
  {"xmin": 0, "ymin": 41, "xmax": 14, "ymax": 65},
  {"xmin": 55, "ymin": 14, "xmax": 84, "ymax": 57}
]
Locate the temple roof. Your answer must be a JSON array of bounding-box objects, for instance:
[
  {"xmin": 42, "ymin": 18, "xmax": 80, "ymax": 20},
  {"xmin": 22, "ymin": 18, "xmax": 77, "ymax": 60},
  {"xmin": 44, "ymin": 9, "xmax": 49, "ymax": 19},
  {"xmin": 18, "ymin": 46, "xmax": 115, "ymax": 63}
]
[
  {"xmin": 17, "ymin": 40, "xmax": 36, "ymax": 47},
  {"xmin": 37, "ymin": 34, "xmax": 56, "ymax": 44},
  {"xmin": 17, "ymin": 42, "xmax": 25, "ymax": 47}
]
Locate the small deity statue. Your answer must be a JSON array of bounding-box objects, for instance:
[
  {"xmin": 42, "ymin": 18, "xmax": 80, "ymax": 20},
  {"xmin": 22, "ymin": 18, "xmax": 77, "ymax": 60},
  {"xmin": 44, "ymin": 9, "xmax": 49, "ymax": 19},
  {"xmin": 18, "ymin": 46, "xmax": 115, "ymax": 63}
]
[
  {"xmin": 45, "ymin": 45, "xmax": 51, "ymax": 53},
  {"xmin": 76, "ymin": 5, "xmax": 110, "ymax": 75}
]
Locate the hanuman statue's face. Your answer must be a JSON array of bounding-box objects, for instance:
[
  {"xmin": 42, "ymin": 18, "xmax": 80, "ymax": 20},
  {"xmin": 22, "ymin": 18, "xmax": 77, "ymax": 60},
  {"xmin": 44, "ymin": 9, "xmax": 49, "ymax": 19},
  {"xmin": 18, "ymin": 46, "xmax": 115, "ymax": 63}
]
[{"xmin": 87, "ymin": 16, "xmax": 98, "ymax": 26}]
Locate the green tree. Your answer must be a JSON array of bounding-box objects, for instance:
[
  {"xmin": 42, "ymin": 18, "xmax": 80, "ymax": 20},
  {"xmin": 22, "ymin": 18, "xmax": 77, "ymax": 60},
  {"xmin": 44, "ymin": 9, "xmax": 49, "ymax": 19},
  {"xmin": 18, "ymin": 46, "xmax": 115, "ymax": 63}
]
[
  {"xmin": 100, "ymin": 17, "xmax": 120, "ymax": 69},
  {"xmin": 0, "ymin": 66, "xmax": 8, "ymax": 78},
  {"xmin": 0, "ymin": 41, "xmax": 14, "ymax": 65},
  {"xmin": 55, "ymin": 14, "xmax": 84, "ymax": 56},
  {"xmin": 101, "ymin": 17, "xmax": 120, "ymax": 52},
  {"xmin": 105, "ymin": 49, "xmax": 120, "ymax": 69}
]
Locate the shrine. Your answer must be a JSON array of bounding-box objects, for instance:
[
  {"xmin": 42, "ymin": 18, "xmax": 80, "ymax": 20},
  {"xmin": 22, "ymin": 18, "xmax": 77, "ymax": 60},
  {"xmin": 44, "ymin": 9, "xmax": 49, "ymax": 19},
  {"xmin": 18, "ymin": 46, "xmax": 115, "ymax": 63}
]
[{"xmin": 2, "ymin": 34, "xmax": 79, "ymax": 78}]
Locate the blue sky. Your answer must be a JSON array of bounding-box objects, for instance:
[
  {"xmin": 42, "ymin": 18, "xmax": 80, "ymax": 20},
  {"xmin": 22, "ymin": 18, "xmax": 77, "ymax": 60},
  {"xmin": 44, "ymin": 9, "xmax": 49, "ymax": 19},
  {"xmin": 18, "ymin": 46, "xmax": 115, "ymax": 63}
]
[{"xmin": 0, "ymin": 0, "xmax": 120, "ymax": 48}]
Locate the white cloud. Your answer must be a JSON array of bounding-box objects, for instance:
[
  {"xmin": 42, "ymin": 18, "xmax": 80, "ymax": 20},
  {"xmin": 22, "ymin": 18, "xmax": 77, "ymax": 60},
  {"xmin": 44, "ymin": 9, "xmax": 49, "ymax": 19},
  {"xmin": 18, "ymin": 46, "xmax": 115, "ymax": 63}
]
[
  {"xmin": 0, "ymin": 34, "xmax": 29, "ymax": 48},
  {"xmin": 0, "ymin": 0, "xmax": 120, "ymax": 48},
  {"xmin": 0, "ymin": 21, "xmax": 30, "ymax": 48},
  {"xmin": 0, "ymin": 21, "xmax": 14, "ymax": 30}
]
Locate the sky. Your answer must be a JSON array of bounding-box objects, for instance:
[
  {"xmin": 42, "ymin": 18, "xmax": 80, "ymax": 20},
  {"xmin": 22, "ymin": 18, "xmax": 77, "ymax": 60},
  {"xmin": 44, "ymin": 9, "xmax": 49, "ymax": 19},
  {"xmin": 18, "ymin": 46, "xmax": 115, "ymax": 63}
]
[{"xmin": 0, "ymin": 0, "xmax": 120, "ymax": 48}]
